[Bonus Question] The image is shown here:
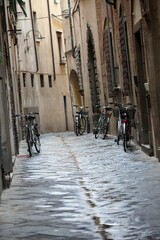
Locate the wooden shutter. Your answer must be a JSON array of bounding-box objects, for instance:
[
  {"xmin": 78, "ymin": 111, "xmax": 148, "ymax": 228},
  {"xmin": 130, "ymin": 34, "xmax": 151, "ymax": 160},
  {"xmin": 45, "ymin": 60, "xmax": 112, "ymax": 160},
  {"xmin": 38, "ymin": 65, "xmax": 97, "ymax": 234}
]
[
  {"xmin": 103, "ymin": 29, "xmax": 113, "ymax": 98},
  {"xmin": 119, "ymin": 17, "xmax": 130, "ymax": 96}
]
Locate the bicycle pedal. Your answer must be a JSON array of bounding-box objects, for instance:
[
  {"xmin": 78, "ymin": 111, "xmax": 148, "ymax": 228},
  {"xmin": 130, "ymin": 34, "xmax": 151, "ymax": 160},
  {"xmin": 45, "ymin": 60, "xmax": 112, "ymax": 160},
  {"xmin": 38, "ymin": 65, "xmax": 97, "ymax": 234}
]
[{"xmin": 93, "ymin": 129, "xmax": 98, "ymax": 134}]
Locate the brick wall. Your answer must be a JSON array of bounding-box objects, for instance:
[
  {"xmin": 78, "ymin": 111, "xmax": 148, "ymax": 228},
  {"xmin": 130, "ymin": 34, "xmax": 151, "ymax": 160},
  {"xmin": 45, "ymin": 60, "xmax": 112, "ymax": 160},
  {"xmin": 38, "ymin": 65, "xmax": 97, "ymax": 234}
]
[{"xmin": 93, "ymin": 0, "xmax": 160, "ymax": 156}]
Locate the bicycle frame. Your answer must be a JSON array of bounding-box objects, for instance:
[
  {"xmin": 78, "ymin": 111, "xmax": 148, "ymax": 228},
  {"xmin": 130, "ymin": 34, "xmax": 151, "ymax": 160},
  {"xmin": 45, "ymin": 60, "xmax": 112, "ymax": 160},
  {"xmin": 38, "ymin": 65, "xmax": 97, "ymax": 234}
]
[
  {"xmin": 73, "ymin": 105, "xmax": 89, "ymax": 136},
  {"xmin": 117, "ymin": 103, "xmax": 136, "ymax": 151},
  {"xmin": 122, "ymin": 121, "xmax": 126, "ymax": 135},
  {"xmin": 95, "ymin": 105, "xmax": 112, "ymax": 139},
  {"xmin": 15, "ymin": 112, "xmax": 40, "ymax": 156},
  {"xmin": 117, "ymin": 111, "xmax": 122, "ymax": 137}
]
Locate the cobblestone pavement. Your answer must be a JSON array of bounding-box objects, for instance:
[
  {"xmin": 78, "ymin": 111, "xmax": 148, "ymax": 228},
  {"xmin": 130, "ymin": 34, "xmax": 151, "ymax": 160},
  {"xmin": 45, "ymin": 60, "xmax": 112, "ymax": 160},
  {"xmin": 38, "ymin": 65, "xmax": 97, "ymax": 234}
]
[{"xmin": 0, "ymin": 132, "xmax": 160, "ymax": 240}]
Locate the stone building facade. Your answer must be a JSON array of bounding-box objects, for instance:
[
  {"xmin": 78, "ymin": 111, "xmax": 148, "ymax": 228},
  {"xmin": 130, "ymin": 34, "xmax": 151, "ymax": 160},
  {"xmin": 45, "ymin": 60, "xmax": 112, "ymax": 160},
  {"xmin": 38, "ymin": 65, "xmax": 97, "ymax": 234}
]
[
  {"xmin": 60, "ymin": 0, "xmax": 105, "ymax": 128},
  {"xmin": 99, "ymin": 0, "xmax": 160, "ymax": 159},
  {"xmin": 60, "ymin": 0, "xmax": 160, "ymax": 160},
  {"xmin": 0, "ymin": 0, "xmax": 74, "ymax": 197},
  {"xmin": 16, "ymin": 0, "xmax": 73, "ymax": 133},
  {"xmin": 0, "ymin": 0, "xmax": 23, "ymax": 196}
]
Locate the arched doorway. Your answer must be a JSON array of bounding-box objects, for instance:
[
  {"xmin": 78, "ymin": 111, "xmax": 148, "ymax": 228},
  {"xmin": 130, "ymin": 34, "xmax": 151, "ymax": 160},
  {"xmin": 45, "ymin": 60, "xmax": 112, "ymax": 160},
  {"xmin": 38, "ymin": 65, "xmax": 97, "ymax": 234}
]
[{"xmin": 70, "ymin": 69, "xmax": 82, "ymax": 106}]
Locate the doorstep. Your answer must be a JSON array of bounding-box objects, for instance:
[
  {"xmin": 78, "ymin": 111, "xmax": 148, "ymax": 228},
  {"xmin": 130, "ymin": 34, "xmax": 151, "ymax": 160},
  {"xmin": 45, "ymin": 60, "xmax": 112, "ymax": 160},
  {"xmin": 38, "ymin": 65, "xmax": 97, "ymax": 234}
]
[{"xmin": 141, "ymin": 144, "xmax": 154, "ymax": 156}]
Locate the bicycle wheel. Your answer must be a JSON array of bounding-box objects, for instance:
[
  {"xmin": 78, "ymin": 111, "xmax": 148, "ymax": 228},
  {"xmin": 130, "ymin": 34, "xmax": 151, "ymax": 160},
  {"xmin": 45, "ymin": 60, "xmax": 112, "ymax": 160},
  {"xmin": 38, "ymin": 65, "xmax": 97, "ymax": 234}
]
[
  {"xmin": 79, "ymin": 116, "xmax": 86, "ymax": 135},
  {"xmin": 117, "ymin": 119, "xmax": 122, "ymax": 145},
  {"xmin": 95, "ymin": 117, "xmax": 102, "ymax": 139},
  {"xmin": 75, "ymin": 124, "xmax": 78, "ymax": 136},
  {"xmin": 102, "ymin": 119, "xmax": 109, "ymax": 139},
  {"xmin": 123, "ymin": 133, "xmax": 127, "ymax": 152},
  {"xmin": 124, "ymin": 123, "xmax": 130, "ymax": 152},
  {"xmin": 34, "ymin": 127, "xmax": 41, "ymax": 153},
  {"xmin": 26, "ymin": 128, "xmax": 32, "ymax": 156},
  {"xmin": 127, "ymin": 124, "xmax": 131, "ymax": 147},
  {"xmin": 74, "ymin": 117, "xmax": 79, "ymax": 136},
  {"xmin": 117, "ymin": 135, "xmax": 120, "ymax": 145},
  {"xmin": 87, "ymin": 117, "xmax": 90, "ymax": 133}
]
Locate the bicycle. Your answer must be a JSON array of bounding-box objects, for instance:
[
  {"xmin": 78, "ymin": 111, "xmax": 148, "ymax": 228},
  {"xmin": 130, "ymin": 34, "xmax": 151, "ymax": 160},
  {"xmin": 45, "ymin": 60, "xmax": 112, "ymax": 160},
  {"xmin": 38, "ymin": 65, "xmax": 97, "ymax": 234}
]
[
  {"xmin": 114, "ymin": 103, "xmax": 123, "ymax": 145},
  {"xmin": 114, "ymin": 103, "xmax": 136, "ymax": 152},
  {"xmin": 94, "ymin": 105, "xmax": 113, "ymax": 139},
  {"xmin": 15, "ymin": 112, "xmax": 41, "ymax": 156},
  {"xmin": 73, "ymin": 105, "xmax": 89, "ymax": 136}
]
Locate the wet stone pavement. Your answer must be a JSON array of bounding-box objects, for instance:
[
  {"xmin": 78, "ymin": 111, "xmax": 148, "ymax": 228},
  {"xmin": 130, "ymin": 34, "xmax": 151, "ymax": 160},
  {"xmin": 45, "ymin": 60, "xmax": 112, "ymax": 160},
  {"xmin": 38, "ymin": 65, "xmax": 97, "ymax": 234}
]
[{"xmin": 0, "ymin": 132, "xmax": 160, "ymax": 240}]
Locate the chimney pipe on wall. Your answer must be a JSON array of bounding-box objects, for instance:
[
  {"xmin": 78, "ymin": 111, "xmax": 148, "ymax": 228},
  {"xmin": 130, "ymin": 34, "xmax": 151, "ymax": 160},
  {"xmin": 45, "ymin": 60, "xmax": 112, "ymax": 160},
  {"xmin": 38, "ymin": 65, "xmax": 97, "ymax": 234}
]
[
  {"xmin": 68, "ymin": 0, "xmax": 75, "ymax": 58},
  {"xmin": 47, "ymin": 0, "xmax": 56, "ymax": 80},
  {"xmin": 29, "ymin": 0, "xmax": 39, "ymax": 72}
]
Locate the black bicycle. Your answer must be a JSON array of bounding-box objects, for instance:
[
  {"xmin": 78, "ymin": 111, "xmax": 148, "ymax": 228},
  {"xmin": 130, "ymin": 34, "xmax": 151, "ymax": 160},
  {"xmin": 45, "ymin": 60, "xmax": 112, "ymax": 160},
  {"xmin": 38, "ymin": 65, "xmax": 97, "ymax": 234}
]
[
  {"xmin": 15, "ymin": 112, "xmax": 41, "ymax": 156},
  {"xmin": 73, "ymin": 105, "xmax": 89, "ymax": 136},
  {"xmin": 120, "ymin": 104, "xmax": 136, "ymax": 152}
]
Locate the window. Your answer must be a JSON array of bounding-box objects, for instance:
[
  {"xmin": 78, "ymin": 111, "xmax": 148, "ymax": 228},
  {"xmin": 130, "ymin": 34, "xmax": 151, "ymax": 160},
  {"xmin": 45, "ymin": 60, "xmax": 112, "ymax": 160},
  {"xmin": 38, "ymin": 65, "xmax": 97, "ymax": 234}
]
[
  {"xmin": 23, "ymin": 73, "xmax": 26, "ymax": 87},
  {"xmin": 57, "ymin": 32, "xmax": 64, "ymax": 64},
  {"xmin": 31, "ymin": 74, "xmax": 34, "ymax": 87},
  {"xmin": 48, "ymin": 75, "xmax": 52, "ymax": 88},
  {"xmin": 33, "ymin": 11, "xmax": 39, "ymax": 39},
  {"xmin": 40, "ymin": 75, "xmax": 44, "ymax": 87}
]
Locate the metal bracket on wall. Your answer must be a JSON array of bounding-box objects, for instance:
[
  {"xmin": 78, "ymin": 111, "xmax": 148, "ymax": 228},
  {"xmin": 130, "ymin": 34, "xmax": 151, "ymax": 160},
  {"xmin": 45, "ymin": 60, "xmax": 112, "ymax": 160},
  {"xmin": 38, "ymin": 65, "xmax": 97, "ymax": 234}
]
[{"xmin": 8, "ymin": 29, "xmax": 22, "ymax": 36}]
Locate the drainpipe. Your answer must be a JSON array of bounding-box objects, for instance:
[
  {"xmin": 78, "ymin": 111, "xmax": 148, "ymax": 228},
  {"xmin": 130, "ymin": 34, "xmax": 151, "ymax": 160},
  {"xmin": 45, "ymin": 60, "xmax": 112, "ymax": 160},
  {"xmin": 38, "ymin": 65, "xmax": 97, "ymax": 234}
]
[
  {"xmin": 29, "ymin": 0, "xmax": 39, "ymax": 72},
  {"xmin": 0, "ymin": 16, "xmax": 3, "ymax": 171},
  {"xmin": 68, "ymin": 0, "xmax": 75, "ymax": 58},
  {"xmin": 47, "ymin": 0, "xmax": 56, "ymax": 80}
]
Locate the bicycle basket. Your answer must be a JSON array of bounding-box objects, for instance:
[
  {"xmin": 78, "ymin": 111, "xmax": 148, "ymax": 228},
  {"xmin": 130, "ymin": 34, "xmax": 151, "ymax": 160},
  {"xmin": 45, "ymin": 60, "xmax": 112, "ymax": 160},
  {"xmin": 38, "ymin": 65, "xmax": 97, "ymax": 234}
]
[
  {"xmin": 127, "ymin": 107, "xmax": 136, "ymax": 119},
  {"xmin": 113, "ymin": 108, "xmax": 119, "ymax": 118},
  {"xmin": 82, "ymin": 109, "xmax": 89, "ymax": 116}
]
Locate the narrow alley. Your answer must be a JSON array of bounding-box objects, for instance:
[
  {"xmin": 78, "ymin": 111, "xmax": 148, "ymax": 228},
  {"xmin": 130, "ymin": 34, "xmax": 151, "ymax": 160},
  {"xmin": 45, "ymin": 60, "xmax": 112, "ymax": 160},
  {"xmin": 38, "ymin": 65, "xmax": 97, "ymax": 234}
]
[{"xmin": 0, "ymin": 132, "xmax": 160, "ymax": 240}]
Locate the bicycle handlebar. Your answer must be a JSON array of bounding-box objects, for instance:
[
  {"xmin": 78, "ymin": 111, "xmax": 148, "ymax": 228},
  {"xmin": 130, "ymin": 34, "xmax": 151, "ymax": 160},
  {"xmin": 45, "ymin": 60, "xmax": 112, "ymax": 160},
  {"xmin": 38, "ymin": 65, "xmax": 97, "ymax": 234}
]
[
  {"xmin": 30, "ymin": 112, "xmax": 39, "ymax": 115},
  {"xmin": 114, "ymin": 103, "xmax": 137, "ymax": 108},
  {"xmin": 73, "ymin": 105, "xmax": 89, "ymax": 109},
  {"xmin": 96, "ymin": 103, "xmax": 113, "ymax": 108},
  {"xmin": 15, "ymin": 112, "xmax": 39, "ymax": 118},
  {"xmin": 15, "ymin": 113, "xmax": 24, "ymax": 117}
]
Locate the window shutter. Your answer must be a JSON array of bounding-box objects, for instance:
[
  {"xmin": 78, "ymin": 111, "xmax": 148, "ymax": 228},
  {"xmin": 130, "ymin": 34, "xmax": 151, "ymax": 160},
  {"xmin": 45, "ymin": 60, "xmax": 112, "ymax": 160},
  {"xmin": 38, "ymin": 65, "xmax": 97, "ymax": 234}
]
[
  {"xmin": 119, "ymin": 17, "xmax": 130, "ymax": 96},
  {"xmin": 9, "ymin": 0, "xmax": 27, "ymax": 21},
  {"xmin": 103, "ymin": 29, "xmax": 114, "ymax": 98}
]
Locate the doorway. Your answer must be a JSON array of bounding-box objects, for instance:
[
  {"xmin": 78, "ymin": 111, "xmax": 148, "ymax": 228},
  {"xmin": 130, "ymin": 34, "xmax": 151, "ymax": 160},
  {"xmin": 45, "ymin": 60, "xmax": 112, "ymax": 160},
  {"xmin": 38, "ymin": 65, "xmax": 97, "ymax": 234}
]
[
  {"xmin": 63, "ymin": 96, "xmax": 68, "ymax": 131},
  {"xmin": 70, "ymin": 70, "xmax": 82, "ymax": 106},
  {"xmin": 135, "ymin": 30, "xmax": 150, "ymax": 146}
]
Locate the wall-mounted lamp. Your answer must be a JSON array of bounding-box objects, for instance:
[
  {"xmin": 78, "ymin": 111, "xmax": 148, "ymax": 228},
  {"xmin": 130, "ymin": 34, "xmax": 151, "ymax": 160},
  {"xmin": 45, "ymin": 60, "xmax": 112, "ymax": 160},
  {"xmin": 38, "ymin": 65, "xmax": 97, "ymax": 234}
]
[
  {"xmin": 105, "ymin": 0, "xmax": 117, "ymax": 9},
  {"xmin": 24, "ymin": 29, "xmax": 45, "ymax": 53}
]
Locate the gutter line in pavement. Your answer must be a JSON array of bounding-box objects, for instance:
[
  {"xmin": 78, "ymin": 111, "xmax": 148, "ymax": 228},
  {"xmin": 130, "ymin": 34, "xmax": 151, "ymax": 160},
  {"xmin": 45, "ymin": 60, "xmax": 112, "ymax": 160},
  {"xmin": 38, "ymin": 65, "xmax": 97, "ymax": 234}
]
[{"xmin": 60, "ymin": 136, "xmax": 111, "ymax": 240}]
